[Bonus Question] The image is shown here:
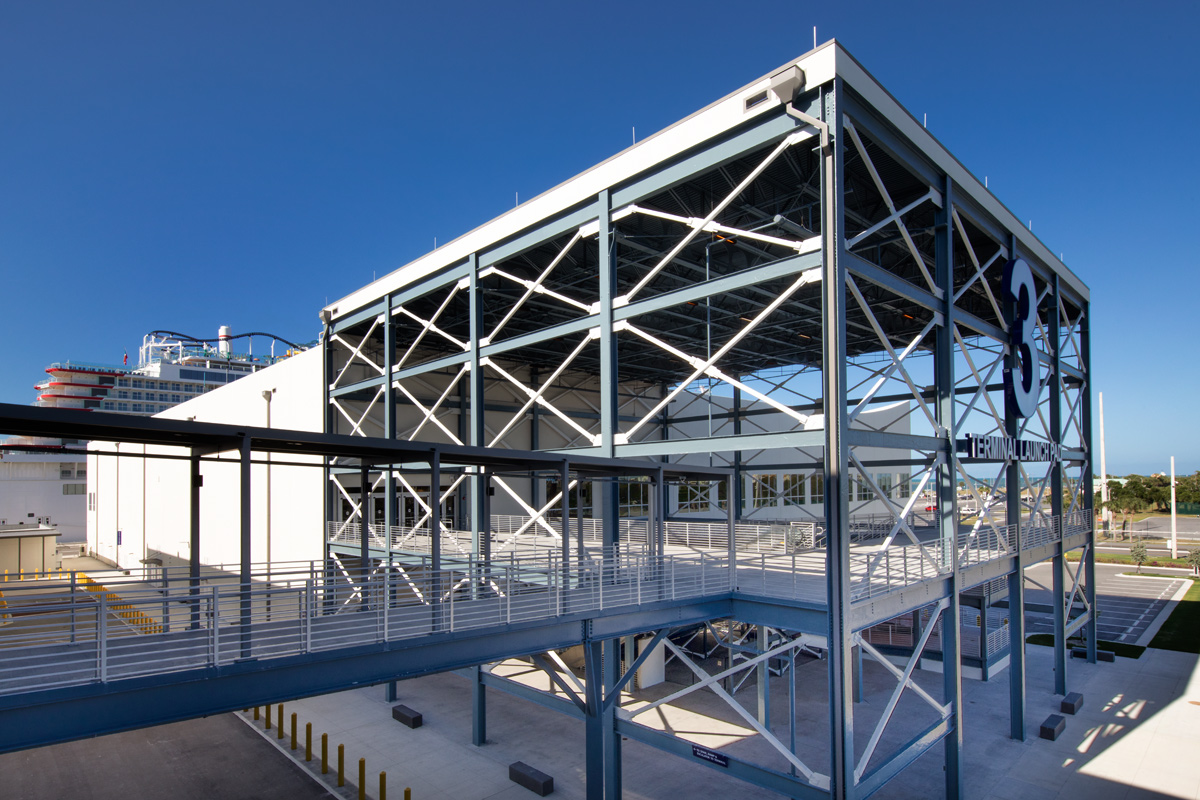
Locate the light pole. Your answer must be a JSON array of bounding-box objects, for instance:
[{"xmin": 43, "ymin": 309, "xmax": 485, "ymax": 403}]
[
  {"xmin": 262, "ymin": 389, "xmax": 275, "ymax": 566},
  {"xmin": 1170, "ymin": 456, "xmax": 1177, "ymax": 560}
]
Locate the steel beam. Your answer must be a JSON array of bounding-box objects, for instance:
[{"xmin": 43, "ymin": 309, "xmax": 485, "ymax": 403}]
[
  {"xmin": 821, "ymin": 80, "xmax": 855, "ymax": 800},
  {"xmin": 1005, "ymin": 231, "xmax": 1027, "ymax": 741},
  {"xmin": 935, "ymin": 176, "xmax": 963, "ymax": 800}
]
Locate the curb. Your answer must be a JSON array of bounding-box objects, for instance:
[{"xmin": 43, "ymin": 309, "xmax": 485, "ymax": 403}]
[
  {"xmin": 1135, "ymin": 577, "xmax": 1193, "ymax": 647},
  {"xmin": 235, "ymin": 710, "xmax": 363, "ymax": 799}
]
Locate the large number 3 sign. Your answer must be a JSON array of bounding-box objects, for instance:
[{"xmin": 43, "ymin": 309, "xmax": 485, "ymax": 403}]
[{"xmin": 1003, "ymin": 258, "xmax": 1041, "ymax": 418}]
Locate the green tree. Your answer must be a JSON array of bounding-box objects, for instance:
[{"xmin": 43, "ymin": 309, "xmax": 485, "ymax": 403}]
[
  {"xmin": 1130, "ymin": 541, "xmax": 1148, "ymax": 574},
  {"xmin": 1187, "ymin": 549, "xmax": 1200, "ymax": 576},
  {"xmin": 1106, "ymin": 480, "xmax": 1149, "ymax": 538}
]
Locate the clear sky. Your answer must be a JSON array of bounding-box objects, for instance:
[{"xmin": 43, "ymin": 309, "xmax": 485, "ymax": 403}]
[{"xmin": 1, "ymin": 1, "xmax": 1195, "ymax": 475}]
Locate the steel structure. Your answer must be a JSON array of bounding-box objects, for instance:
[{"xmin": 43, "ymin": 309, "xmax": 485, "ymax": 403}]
[
  {"xmin": 0, "ymin": 42, "xmax": 1093, "ymax": 800},
  {"xmin": 319, "ymin": 41, "xmax": 1093, "ymax": 799}
]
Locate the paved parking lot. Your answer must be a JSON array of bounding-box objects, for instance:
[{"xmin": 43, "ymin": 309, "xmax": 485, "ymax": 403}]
[{"xmin": 1023, "ymin": 562, "xmax": 1187, "ymax": 643}]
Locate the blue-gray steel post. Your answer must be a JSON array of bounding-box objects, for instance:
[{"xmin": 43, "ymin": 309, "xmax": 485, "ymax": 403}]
[
  {"xmin": 603, "ymin": 636, "xmax": 621, "ymax": 800},
  {"xmin": 853, "ymin": 644, "xmax": 863, "ymax": 703},
  {"xmin": 756, "ymin": 625, "xmax": 770, "ymax": 727},
  {"xmin": 583, "ymin": 639, "xmax": 605, "ymax": 799},
  {"xmin": 430, "ymin": 450, "xmax": 442, "ymax": 631},
  {"xmin": 1005, "ymin": 233, "xmax": 1026, "ymax": 740},
  {"xmin": 935, "ymin": 175, "xmax": 963, "ymax": 798},
  {"xmin": 360, "ymin": 464, "xmax": 370, "ymax": 611},
  {"xmin": 821, "ymin": 80, "xmax": 855, "ymax": 800},
  {"xmin": 469, "ymin": 253, "xmax": 486, "ymax": 555},
  {"xmin": 733, "ymin": 383, "xmax": 743, "ymax": 515},
  {"xmin": 384, "ymin": 293, "xmax": 396, "ymax": 546},
  {"xmin": 190, "ymin": 450, "xmax": 201, "ymax": 630},
  {"xmin": 980, "ymin": 606, "xmax": 990, "ymax": 681},
  {"xmin": 656, "ymin": 466, "xmax": 665, "ymax": 559},
  {"xmin": 789, "ymin": 645, "xmax": 797, "ymax": 776},
  {"xmin": 531, "ymin": 367, "xmax": 541, "ymax": 509},
  {"xmin": 472, "ymin": 665, "xmax": 487, "ymax": 746},
  {"xmin": 561, "ymin": 460, "xmax": 571, "ymax": 610},
  {"xmin": 239, "ymin": 434, "xmax": 252, "ymax": 659},
  {"xmin": 598, "ymin": 189, "xmax": 619, "ymax": 556},
  {"xmin": 1050, "ymin": 274, "xmax": 1066, "ymax": 695},
  {"xmin": 1081, "ymin": 300, "xmax": 1097, "ymax": 662}
]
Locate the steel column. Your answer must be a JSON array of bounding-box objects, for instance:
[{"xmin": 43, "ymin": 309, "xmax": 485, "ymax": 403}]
[
  {"xmin": 472, "ymin": 665, "xmax": 487, "ymax": 746},
  {"xmin": 936, "ymin": 175, "xmax": 963, "ymax": 799},
  {"xmin": 583, "ymin": 639, "xmax": 605, "ymax": 800},
  {"xmin": 189, "ymin": 451, "xmax": 201, "ymax": 630},
  {"xmin": 821, "ymin": 80, "xmax": 855, "ymax": 800},
  {"xmin": 239, "ymin": 434, "xmax": 252, "ymax": 659},
  {"xmin": 1050, "ymin": 274, "xmax": 1066, "ymax": 695},
  {"xmin": 1005, "ymin": 232, "xmax": 1027, "ymax": 740},
  {"xmin": 360, "ymin": 464, "xmax": 370, "ymax": 611},
  {"xmin": 1081, "ymin": 300, "xmax": 1097, "ymax": 662}
]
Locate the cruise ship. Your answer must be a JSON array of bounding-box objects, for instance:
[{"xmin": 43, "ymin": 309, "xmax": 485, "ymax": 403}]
[{"xmin": 1, "ymin": 327, "xmax": 313, "ymax": 541}]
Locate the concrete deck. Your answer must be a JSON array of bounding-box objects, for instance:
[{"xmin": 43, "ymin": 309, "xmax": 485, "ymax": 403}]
[{"xmin": 246, "ymin": 643, "xmax": 1200, "ymax": 799}]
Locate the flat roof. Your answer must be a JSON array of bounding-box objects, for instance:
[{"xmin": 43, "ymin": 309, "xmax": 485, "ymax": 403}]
[{"xmin": 325, "ymin": 40, "xmax": 1085, "ymax": 323}]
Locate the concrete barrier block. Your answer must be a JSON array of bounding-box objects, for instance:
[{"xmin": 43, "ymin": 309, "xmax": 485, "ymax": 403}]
[
  {"xmin": 1061, "ymin": 692, "xmax": 1084, "ymax": 715},
  {"xmin": 391, "ymin": 704, "xmax": 422, "ymax": 728},
  {"xmin": 509, "ymin": 761, "xmax": 554, "ymax": 796},
  {"xmin": 1040, "ymin": 714, "xmax": 1065, "ymax": 741}
]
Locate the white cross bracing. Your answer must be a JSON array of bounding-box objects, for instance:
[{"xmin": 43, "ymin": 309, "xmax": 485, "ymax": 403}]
[
  {"xmin": 479, "ymin": 232, "xmax": 590, "ymax": 346},
  {"xmin": 853, "ymin": 598, "xmax": 952, "ymax": 783},
  {"xmin": 951, "ymin": 209, "xmax": 1008, "ymax": 332},
  {"xmin": 623, "ymin": 636, "xmax": 828, "ymax": 788},
  {"xmin": 851, "ymin": 453, "xmax": 945, "ymax": 580},
  {"xmin": 329, "ymin": 315, "xmax": 386, "ymax": 391},
  {"xmin": 483, "ymin": 331, "xmax": 601, "ymax": 447},
  {"xmin": 616, "ymin": 267, "xmax": 822, "ymax": 444},
  {"xmin": 846, "ymin": 274, "xmax": 943, "ymax": 436},
  {"xmin": 615, "ymin": 128, "xmax": 818, "ymax": 307},
  {"xmin": 391, "ymin": 278, "xmax": 471, "ymax": 370},
  {"xmin": 843, "ymin": 117, "xmax": 942, "ymax": 298},
  {"xmin": 330, "ymin": 387, "xmax": 387, "ymax": 438}
]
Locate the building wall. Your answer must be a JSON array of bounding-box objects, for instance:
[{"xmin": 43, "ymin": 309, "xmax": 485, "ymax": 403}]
[
  {"xmin": 87, "ymin": 347, "xmax": 325, "ymax": 570},
  {"xmin": 0, "ymin": 454, "xmax": 87, "ymax": 541}
]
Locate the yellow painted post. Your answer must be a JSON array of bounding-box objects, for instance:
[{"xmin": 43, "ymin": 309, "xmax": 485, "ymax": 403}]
[
  {"xmin": 358, "ymin": 758, "xmax": 366, "ymax": 800},
  {"xmin": 321, "ymin": 733, "xmax": 328, "ymax": 774},
  {"xmin": 290, "ymin": 713, "xmax": 297, "ymax": 750},
  {"xmin": 404, "ymin": 787, "xmax": 411, "ymax": 800},
  {"xmin": 379, "ymin": 772, "xmax": 387, "ymax": 800},
  {"xmin": 265, "ymin": 705, "xmax": 272, "ymax": 729},
  {"xmin": 276, "ymin": 704, "xmax": 284, "ymax": 739},
  {"xmin": 337, "ymin": 744, "xmax": 345, "ymax": 787},
  {"xmin": 254, "ymin": 706, "xmax": 260, "ymax": 720},
  {"xmin": 305, "ymin": 722, "xmax": 312, "ymax": 761}
]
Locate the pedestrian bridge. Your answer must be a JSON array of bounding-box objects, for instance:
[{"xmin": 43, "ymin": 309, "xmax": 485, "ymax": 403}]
[{"xmin": 0, "ymin": 509, "xmax": 1090, "ymax": 753}]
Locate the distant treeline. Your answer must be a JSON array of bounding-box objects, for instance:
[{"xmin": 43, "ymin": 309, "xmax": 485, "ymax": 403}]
[{"xmin": 1094, "ymin": 472, "xmax": 1200, "ymax": 518}]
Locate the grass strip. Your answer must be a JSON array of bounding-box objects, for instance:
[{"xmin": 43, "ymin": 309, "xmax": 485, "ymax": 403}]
[
  {"xmin": 1148, "ymin": 576, "xmax": 1200, "ymax": 654},
  {"xmin": 1066, "ymin": 551, "xmax": 1192, "ymax": 569},
  {"xmin": 1025, "ymin": 633, "xmax": 1145, "ymax": 659}
]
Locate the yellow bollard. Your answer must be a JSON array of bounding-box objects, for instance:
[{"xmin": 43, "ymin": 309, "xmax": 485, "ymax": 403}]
[
  {"xmin": 305, "ymin": 722, "xmax": 312, "ymax": 761},
  {"xmin": 254, "ymin": 706, "xmax": 260, "ymax": 721},
  {"xmin": 291, "ymin": 713, "xmax": 297, "ymax": 750},
  {"xmin": 358, "ymin": 758, "xmax": 366, "ymax": 800},
  {"xmin": 265, "ymin": 705, "xmax": 272, "ymax": 729},
  {"xmin": 321, "ymin": 733, "xmax": 328, "ymax": 774},
  {"xmin": 276, "ymin": 704, "xmax": 284, "ymax": 740},
  {"xmin": 379, "ymin": 771, "xmax": 386, "ymax": 800},
  {"xmin": 337, "ymin": 744, "xmax": 345, "ymax": 787},
  {"xmin": 404, "ymin": 788, "xmax": 411, "ymax": 800}
]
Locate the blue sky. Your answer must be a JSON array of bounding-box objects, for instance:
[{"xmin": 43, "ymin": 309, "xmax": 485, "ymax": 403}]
[{"xmin": 1, "ymin": 1, "xmax": 1195, "ymax": 475}]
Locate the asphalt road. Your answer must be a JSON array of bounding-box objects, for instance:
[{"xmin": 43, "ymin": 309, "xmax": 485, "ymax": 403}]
[
  {"xmin": 0, "ymin": 713, "xmax": 332, "ymax": 800},
  {"xmin": 1022, "ymin": 562, "xmax": 1187, "ymax": 644}
]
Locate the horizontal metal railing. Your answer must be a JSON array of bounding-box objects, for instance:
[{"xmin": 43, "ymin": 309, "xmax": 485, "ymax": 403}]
[{"xmin": 0, "ymin": 552, "xmax": 739, "ymax": 697}]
